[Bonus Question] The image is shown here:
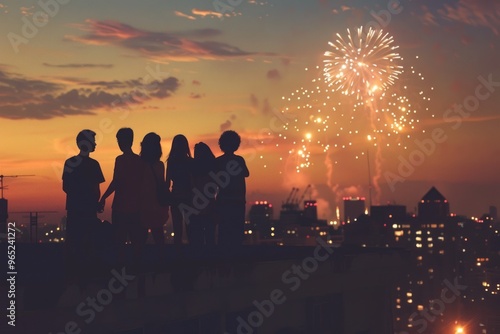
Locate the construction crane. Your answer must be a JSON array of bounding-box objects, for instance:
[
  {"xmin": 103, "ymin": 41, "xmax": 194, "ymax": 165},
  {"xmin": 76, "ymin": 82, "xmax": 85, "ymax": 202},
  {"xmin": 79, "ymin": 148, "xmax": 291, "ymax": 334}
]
[
  {"xmin": 282, "ymin": 187, "xmax": 300, "ymax": 211},
  {"xmin": 289, "ymin": 188, "xmax": 300, "ymax": 205},
  {"xmin": 0, "ymin": 174, "xmax": 36, "ymax": 198},
  {"xmin": 296, "ymin": 184, "xmax": 311, "ymax": 205},
  {"xmin": 284, "ymin": 187, "xmax": 298, "ymax": 206}
]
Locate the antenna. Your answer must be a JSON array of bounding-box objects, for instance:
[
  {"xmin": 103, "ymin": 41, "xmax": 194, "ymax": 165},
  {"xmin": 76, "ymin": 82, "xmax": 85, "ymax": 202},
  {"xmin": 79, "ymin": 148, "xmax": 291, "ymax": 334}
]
[
  {"xmin": 366, "ymin": 150, "xmax": 372, "ymax": 213},
  {"xmin": 11, "ymin": 210, "xmax": 58, "ymax": 243},
  {"xmin": 0, "ymin": 175, "xmax": 36, "ymax": 198}
]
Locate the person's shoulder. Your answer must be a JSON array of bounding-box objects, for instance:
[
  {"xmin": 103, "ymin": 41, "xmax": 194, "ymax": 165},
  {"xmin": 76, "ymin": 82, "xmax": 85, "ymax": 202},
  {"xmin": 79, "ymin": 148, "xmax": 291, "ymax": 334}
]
[
  {"xmin": 234, "ymin": 154, "xmax": 246, "ymax": 161},
  {"xmin": 215, "ymin": 154, "xmax": 226, "ymax": 164},
  {"xmin": 118, "ymin": 152, "xmax": 141, "ymax": 161},
  {"xmin": 63, "ymin": 155, "xmax": 79, "ymax": 164},
  {"xmin": 88, "ymin": 156, "xmax": 101, "ymax": 165},
  {"xmin": 62, "ymin": 155, "xmax": 80, "ymax": 175}
]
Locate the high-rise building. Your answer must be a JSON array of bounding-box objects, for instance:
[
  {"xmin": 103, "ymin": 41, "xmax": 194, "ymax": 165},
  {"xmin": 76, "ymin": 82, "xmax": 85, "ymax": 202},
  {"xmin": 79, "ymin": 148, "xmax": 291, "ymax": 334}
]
[
  {"xmin": 303, "ymin": 200, "xmax": 318, "ymax": 225},
  {"xmin": 248, "ymin": 201, "xmax": 273, "ymax": 239},
  {"xmin": 343, "ymin": 197, "xmax": 365, "ymax": 222},
  {"xmin": 370, "ymin": 204, "xmax": 406, "ymax": 222},
  {"xmin": 0, "ymin": 198, "xmax": 7, "ymax": 234},
  {"xmin": 417, "ymin": 187, "xmax": 449, "ymax": 221},
  {"xmin": 489, "ymin": 205, "xmax": 498, "ymax": 220},
  {"xmin": 248, "ymin": 201, "xmax": 273, "ymax": 223}
]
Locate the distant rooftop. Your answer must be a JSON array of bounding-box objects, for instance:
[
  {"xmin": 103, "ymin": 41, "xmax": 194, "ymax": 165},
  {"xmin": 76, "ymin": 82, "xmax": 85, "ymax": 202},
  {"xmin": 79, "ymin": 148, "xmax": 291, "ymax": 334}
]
[{"xmin": 421, "ymin": 186, "xmax": 446, "ymax": 201}]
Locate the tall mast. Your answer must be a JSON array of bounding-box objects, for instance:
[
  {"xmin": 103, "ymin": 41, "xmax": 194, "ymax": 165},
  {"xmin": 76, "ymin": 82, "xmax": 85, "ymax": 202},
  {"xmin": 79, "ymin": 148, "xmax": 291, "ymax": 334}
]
[{"xmin": 366, "ymin": 150, "xmax": 372, "ymax": 213}]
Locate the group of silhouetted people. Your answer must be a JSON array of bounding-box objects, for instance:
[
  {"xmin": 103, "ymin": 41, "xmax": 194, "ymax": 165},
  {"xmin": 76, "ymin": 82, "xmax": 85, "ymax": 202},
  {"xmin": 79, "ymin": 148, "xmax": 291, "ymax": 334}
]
[{"xmin": 62, "ymin": 128, "xmax": 249, "ymax": 277}]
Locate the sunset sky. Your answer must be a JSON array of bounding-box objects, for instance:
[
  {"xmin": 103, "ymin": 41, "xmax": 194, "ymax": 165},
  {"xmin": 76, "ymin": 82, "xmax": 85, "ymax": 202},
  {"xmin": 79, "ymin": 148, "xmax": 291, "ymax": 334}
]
[{"xmin": 1, "ymin": 0, "xmax": 499, "ymax": 223}]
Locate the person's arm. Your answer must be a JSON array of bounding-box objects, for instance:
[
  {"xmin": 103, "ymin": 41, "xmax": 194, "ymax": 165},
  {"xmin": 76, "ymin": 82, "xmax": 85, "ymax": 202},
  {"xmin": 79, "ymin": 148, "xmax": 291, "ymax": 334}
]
[
  {"xmin": 239, "ymin": 156, "xmax": 250, "ymax": 177},
  {"xmin": 95, "ymin": 161, "xmax": 105, "ymax": 212},
  {"xmin": 165, "ymin": 160, "xmax": 173, "ymax": 189},
  {"xmin": 154, "ymin": 161, "xmax": 165, "ymax": 182},
  {"xmin": 99, "ymin": 157, "xmax": 119, "ymax": 205},
  {"xmin": 62, "ymin": 174, "xmax": 70, "ymax": 194},
  {"xmin": 62, "ymin": 161, "xmax": 75, "ymax": 194},
  {"xmin": 99, "ymin": 180, "xmax": 115, "ymax": 202}
]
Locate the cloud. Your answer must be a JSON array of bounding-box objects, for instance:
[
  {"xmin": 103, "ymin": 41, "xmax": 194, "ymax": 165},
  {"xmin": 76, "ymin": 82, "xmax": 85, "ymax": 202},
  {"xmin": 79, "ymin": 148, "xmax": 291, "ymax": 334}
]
[
  {"xmin": 250, "ymin": 93, "xmax": 259, "ymax": 108},
  {"xmin": 267, "ymin": 69, "xmax": 281, "ymax": 80},
  {"xmin": 191, "ymin": 8, "xmax": 224, "ymax": 18},
  {"xmin": 220, "ymin": 120, "xmax": 232, "ymax": 132},
  {"xmin": 420, "ymin": 1, "xmax": 500, "ymax": 35},
  {"xmin": 190, "ymin": 93, "xmax": 203, "ymax": 99},
  {"xmin": 43, "ymin": 63, "xmax": 113, "ymax": 69},
  {"xmin": 0, "ymin": 68, "xmax": 180, "ymax": 120},
  {"xmin": 67, "ymin": 20, "xmax": 271, "ymax": 62},
  {"xmin": 20, "ymin": 6, "xmax": 34, "ymax": 16},
  {"xmin": 174, "ymin": 10, "xmax": 196, "ymax": 20},
  {"xmin": 249, "ymin": 94, "xmax": 273, "ymax": 115},
  {"xmin": 174, "ymin": 8, "xmax": 238, "ymax": 20},
  {"xmin": 332, "ymin": 5, "xmax": 352, "ymax": 14},
  {"xmin": 419, "ymin": 5, "xmax": 439, "ymax": 26},
  {"xmin": 281, "ymin": 57, "xmax": 291, "ymax": 66},
  {"xmin": 262, "ymin": 98, "xmax": 272, "ymax": 114}
]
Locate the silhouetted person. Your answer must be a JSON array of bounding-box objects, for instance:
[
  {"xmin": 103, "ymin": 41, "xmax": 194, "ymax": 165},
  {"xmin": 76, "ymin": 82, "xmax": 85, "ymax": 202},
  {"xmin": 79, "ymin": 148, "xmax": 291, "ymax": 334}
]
[
  {"xmin": 215, "ymin": 130, "xmax": 249, "ymax": 247},
  {"xmin": 188, "ymin": 142, "xmax": 217, "ymax": 247},
  {"xmin": 62, "ymin": 129, "xmax": 105, "ymax": 282},
  {"xmin": 166, "ymin": 134, "xmax": 193, "ymax": 245},
  {"xmin": 99, "ymin": 128, "xmax": 145, "ymax": 266},
  {"xmin": 139, "ymin": 132, "xmax": 168, "ymax": 245}
]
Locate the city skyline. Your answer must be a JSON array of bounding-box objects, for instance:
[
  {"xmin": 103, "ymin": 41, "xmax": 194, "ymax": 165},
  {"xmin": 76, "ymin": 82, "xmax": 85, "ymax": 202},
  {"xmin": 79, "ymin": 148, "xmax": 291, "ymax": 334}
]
[{"xmin": 1, "ymin": 0, "xmax": 499, "ymax": 220}]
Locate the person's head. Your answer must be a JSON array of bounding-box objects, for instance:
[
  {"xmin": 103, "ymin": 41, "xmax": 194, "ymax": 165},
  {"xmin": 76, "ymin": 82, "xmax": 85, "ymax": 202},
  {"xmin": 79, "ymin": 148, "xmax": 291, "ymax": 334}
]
[
  {"xmin": 76, "ymin": 129, "xmax": 97, "ymax": 155},
  {"xmin": 194, "ymin": 142, "xmax": 215, "ymax": 174},
  {"xmin": 218, "ymin": 130, "xmax": 241, "ymax": 154},
  {"xmin": 168, "ymin": 134, "xmax": 191, "ymax": 161},
  {"xmin": 116, "ymin": 127, "xmax": 133, "ymax": 152},
  {"xmin": 194, "ymin": 142, "xmax": 215, "ymax": 161},
  {"xmin": 140, "ymin": 132, "xmax": 162, "ymax": 164}
]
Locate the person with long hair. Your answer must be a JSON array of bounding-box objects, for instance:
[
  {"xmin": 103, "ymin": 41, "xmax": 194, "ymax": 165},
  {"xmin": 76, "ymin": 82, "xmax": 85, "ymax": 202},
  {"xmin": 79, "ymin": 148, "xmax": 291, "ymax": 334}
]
[
  {"xmin": 139, "ymin": 132, "xmax": 168, "ymax": 245},
  {"xmin": 189, "ymin": 142, "xmax": 217, "ymax": 246},
  {"xmin": 166, "ymin": 134, "xmax": 193, "ymax": 245}
]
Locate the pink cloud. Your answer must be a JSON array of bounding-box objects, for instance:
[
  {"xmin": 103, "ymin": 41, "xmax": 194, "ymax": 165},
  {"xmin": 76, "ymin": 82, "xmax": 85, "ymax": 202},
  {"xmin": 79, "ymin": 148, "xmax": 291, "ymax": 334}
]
[
  {"xmin": 192, "ymin": 8, "xmax": 224, "ymax": 18},
  {"xmin": 420, "ymin": 1, "xmax": 500, "ymax": 35},
  {"xmin": 66, "ymin": 20, "xmax": 272, "ymax": 62}
]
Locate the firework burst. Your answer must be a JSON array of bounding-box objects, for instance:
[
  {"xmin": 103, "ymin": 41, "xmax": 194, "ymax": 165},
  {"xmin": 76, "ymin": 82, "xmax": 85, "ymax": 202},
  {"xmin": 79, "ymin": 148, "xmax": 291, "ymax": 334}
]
[
  {"xmin": 266, "ymin": 26, "xmax": 433, "ymax": 180},
  {"xmin": 323, "ymin": 27, "xmax": 403, "ymax": 100}
]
